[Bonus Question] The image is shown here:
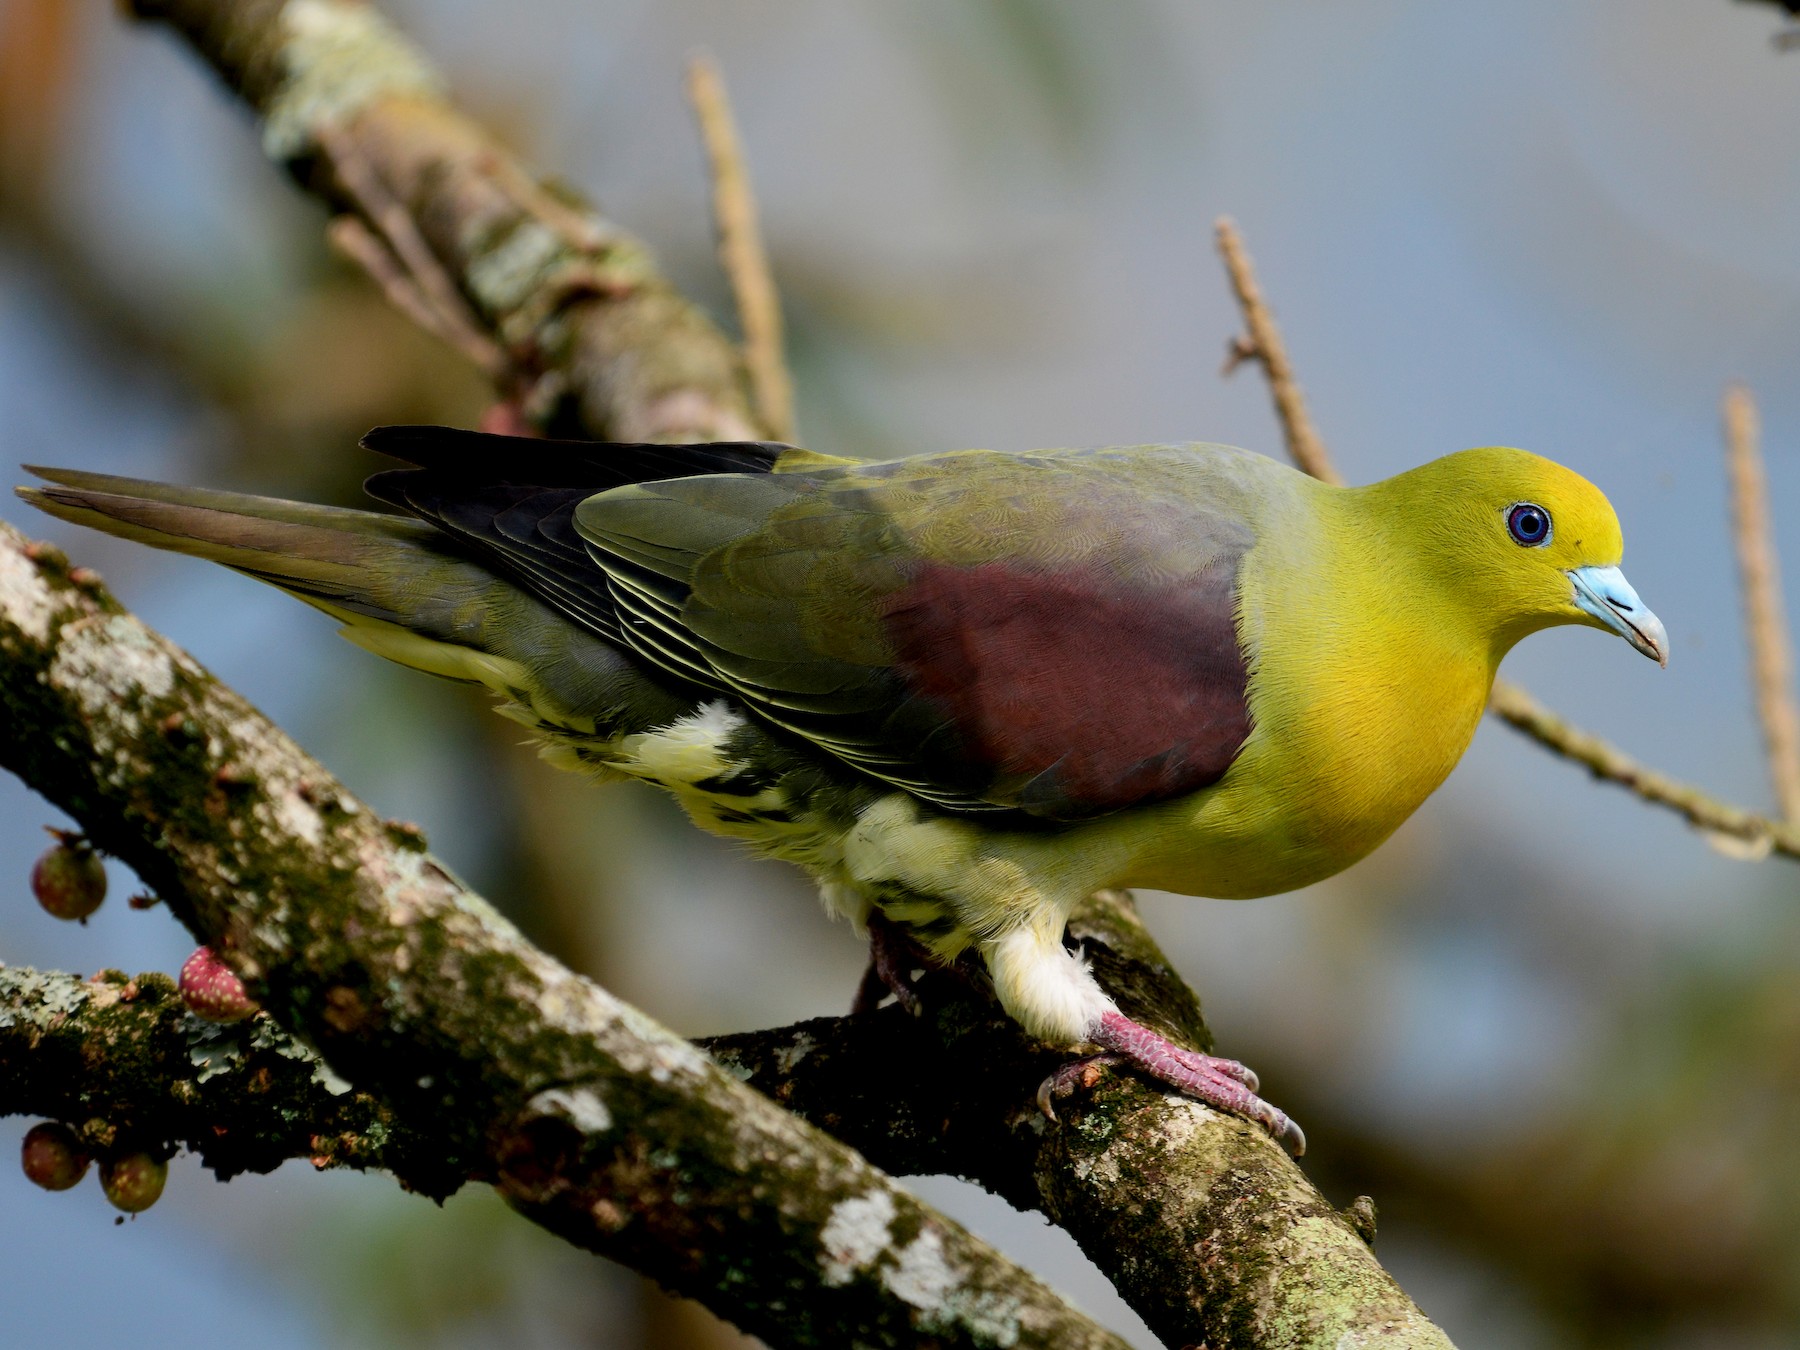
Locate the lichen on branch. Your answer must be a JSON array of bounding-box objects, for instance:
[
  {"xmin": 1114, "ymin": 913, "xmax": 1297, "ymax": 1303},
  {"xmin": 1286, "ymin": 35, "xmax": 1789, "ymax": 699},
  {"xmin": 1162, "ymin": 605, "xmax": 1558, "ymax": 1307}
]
[
  {"xmin": 126, "ymin": 0, "xmax": 764, "ymax": 443},
  {"xmin": 0, "ymin": 2, "xmax": 1466, "ymax": 1345},
  {"xmin": 0, "ymin": 521, "xmax": 1127, "ymax": 1350},
  {"xmin": 0, "ymin": 963, "xmax": 462, "ymax": 1189}
]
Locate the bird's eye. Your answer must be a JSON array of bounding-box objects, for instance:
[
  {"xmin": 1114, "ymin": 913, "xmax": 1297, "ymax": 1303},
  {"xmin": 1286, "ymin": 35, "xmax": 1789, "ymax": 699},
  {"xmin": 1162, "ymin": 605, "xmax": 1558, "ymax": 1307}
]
[{"xmin": 1506, "ymin": 502, "xmax": 1551, "ymax": 547}]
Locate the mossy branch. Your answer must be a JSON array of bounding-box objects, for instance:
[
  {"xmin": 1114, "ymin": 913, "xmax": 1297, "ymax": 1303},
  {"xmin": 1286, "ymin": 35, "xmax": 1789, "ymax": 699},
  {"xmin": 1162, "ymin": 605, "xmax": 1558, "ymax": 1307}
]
[
  {"xmin": 125, "ymin": 0, "xmax": 767, "ymax": 442},
  {"xmin": 0, "ymin": 964, "xmax": 469, "ymax": 1190},
  {"xmin": 0, "ymin": 524, "xmax": 1125, "ymax": 1350},
  {"xmin": 0, "ymin": 2, "xmax": 1463, "ymax": 1345},
  {"xmin": 710, "ymin": 892, "xmax": 1448, "ymax": 1350}
]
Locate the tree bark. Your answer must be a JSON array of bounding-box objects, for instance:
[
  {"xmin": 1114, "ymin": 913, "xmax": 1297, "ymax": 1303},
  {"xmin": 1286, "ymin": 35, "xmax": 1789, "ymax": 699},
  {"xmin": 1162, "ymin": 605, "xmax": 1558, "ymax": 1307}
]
[
  {"xmin": 0, "ymin": 2, "xmax": 1461, "ymax": 1345},
  {"xmin": 0, "ymin": 526, "xmax": 1129, "ymax": 1350}
]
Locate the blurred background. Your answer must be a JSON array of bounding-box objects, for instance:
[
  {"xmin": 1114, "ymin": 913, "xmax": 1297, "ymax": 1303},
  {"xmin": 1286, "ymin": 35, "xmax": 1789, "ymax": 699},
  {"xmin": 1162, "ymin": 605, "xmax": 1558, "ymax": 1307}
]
[{"xmin": 3, "ymin": 1, "xmax": 1800, "ymax": 1346}]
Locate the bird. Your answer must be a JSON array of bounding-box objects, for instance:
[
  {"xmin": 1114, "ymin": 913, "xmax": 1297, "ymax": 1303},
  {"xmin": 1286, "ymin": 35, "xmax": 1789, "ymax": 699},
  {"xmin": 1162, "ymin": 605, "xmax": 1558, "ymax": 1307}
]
[{"xmin": 18, "ymin": 428, "xmax": 1666, "ymax": 1155}]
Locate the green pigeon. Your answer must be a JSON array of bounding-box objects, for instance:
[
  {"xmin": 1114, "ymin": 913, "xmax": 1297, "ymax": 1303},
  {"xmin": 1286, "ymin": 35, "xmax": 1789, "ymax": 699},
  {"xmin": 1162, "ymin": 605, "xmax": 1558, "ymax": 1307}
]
[{"xmin": 19, "ymin": 426, "xmax": 1666, "ymax": 1155}]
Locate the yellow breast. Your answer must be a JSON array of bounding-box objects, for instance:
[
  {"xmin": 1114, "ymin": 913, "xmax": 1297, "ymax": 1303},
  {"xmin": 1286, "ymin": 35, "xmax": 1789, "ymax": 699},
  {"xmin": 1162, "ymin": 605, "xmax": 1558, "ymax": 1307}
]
[{"xmin": 1110, "ymin": 485, "xmax": 1496, "ymax": 898}]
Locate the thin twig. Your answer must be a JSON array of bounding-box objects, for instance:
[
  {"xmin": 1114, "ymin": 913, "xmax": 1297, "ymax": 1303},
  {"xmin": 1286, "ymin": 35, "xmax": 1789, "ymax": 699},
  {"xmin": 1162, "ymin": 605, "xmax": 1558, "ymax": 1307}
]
[
  {"xmin": 1487, "ymin": 681, "xmax": 1798, "ymax": 861},
  {"xmin": 318, "ymin": 126, "xmax": 511, "ymax": 383},
  {"xmin": 1215, "ymin": 217, "xmax": 1337, "ymax": 485},
  {"xmin": 687, "ymin": 52, "xmax": 795, "ymax": 441},
  {"xmin": 1722, "ymin": 382, "xmax": 1800, "ymax": 822},
  {"xmin": 325, "ymin": 215, "xmax": 470, "ymax": 352},
  {"xmin": 1213, "ymin": 216, "xmax": 1800, "ymax": 862}
]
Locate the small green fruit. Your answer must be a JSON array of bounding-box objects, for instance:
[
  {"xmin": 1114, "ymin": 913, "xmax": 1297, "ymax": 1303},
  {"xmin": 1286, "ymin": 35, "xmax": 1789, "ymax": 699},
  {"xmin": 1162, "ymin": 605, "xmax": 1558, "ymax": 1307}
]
[{"xmin": 99, "ymin": 1150, "xmax": 167, "ymax": 1213}]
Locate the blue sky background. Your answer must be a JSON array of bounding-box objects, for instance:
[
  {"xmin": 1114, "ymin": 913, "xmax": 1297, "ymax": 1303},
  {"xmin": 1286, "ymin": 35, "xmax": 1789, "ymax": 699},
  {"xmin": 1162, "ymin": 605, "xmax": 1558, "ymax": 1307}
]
[{"xmin": 4, "ymin": 2, "xmax": 1800, "ymax": 1346}]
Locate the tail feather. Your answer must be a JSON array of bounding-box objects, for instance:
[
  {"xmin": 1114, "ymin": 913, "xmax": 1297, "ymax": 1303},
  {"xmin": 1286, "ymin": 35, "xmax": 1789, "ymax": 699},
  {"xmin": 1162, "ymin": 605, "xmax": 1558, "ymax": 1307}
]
[
  {"xmin": 18, "ymin": 475, "xmax": 445, "ymax": 623},
  {"xmin": 14, "ymin": 470, "xmax": 697, "ymax": 740},
  {"xmin": 24, "ymin": 465, "xmax": 439, "ymax": 538}
]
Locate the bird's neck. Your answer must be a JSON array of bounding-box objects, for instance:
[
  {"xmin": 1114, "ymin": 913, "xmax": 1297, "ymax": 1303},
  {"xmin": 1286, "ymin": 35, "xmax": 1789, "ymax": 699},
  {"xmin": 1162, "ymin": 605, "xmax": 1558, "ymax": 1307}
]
[{"xmin": 1243, "ymin": 485, "xmax": 1499, "ymax": 858}]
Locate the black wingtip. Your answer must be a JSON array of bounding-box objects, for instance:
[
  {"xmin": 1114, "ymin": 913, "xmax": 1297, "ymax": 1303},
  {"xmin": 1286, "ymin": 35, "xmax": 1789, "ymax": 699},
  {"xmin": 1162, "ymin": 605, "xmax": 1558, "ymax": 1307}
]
[
  {"xmin": 357, "ymin": 425, "xmax": 794, "ymax": 485},
  {"xmin": 358, "ymin": 425, "xmax": 457, "ymax": 463}
]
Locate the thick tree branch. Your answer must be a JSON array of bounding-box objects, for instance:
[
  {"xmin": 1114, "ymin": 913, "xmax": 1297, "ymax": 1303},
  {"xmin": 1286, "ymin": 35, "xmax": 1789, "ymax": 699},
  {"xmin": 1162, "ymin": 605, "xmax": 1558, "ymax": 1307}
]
[
  {"xmin": 0, "ymin": 2, "xmax": 1463, "ymax": 1343},
  {"xmin": 0, "ymin": 526, "xmax": 1126, "ymax": 1350},
  {"xmin": 125, "ymin": 0, "xmax": 765, "ymax": 442},
  {"xmin": 708, "ymin": 893, "xmax": 1448, "ymax": 1350},
  {"xmin": 0, "ymin": 963, "xmax": 469, "ymax": 1189}
]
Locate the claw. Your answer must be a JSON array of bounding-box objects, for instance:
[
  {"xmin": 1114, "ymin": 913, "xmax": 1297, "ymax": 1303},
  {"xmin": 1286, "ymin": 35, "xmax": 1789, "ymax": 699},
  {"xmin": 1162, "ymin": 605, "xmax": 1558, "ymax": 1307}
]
[
  {"xmin": 1036, "ymin": 1053, "xmax": 1125, "ymax": 1122},
  {"xmin": 1272, "ymin": 1115, "xmax": 1306, "ymax": 1156},
  {"xmin": 1221, "ymin": 1059, "xmax": 1259, "ymax": 1093},
  {"xmin": 1084, "ymin": 1010, "xmax": 1306, "ymax": 1157}
]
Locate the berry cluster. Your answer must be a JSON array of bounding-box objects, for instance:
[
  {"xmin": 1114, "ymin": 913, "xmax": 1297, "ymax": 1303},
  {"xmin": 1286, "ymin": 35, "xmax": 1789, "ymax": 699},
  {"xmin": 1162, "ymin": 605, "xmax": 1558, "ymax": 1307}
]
[{"xmin": 20, "ymin": 828, "xmax": 263, "ymax": 1215}]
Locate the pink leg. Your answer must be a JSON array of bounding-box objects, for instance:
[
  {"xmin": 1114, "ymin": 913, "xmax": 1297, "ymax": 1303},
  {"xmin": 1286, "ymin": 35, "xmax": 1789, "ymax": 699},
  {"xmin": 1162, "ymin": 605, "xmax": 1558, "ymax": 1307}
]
[
  {"xmin": 1038, "ymin": 1010, "xmax": 1305, "ymax": 1156},
  {"xmin": 850, "ymin": 913, "xmax": 928, "ymax": 1016}
]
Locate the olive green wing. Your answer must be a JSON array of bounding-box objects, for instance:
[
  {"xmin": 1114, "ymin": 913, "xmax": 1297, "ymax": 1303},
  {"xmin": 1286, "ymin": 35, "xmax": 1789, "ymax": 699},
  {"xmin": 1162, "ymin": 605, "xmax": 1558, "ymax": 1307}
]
[{"xmin": 576, "ymin": 447, "xmax": 1258, "ymax": 819}]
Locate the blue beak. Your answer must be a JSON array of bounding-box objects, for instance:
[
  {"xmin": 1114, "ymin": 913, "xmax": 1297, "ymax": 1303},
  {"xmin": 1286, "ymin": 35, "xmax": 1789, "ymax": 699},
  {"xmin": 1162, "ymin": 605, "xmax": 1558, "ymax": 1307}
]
[{"xmin": 1568, "ymin": 565, "xmax": 1668, "ymax": 667}]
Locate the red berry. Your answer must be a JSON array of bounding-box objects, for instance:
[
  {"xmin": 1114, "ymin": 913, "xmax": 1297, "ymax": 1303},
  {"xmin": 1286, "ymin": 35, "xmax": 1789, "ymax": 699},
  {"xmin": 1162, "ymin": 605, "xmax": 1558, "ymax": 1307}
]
[
  {"xmin": 179, "ymin": 947, "xmax": 257, "ymax": 1023},
  {"xmin": 20, "ymin": 1122, "xmax": 89, "ymax": 1191},
  {"xmin": 30, "ymin": 833, "xmax": 106, "ymax": 921},
  {"xmin": 99, "ymin": 1151, "xmax": 167, "ymax": 1213}
]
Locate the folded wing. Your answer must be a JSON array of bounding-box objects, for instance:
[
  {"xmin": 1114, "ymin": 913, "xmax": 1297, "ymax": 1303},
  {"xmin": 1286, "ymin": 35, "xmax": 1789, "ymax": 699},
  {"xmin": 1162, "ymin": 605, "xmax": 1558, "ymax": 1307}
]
[{"xmin": 577, "ymin": 447, "xmax": 1258, "ymax": 819}]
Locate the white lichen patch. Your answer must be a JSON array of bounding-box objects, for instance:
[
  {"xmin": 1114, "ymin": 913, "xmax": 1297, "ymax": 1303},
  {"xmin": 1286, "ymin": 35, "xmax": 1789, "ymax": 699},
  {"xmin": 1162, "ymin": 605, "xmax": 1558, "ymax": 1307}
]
[
  {"xmin": 0, "ymin": 543, "xmax": 59, "ymax": 641},
  {"xmin": 264, "ymin": 0, "xmax": 445, "ymax": 162},
  {"xmin": 1153, "ymin": 1098, "xmax": 1213, "ymax": 1151},
  {"xmin": 377, "ymin": 846, "xmax": 520, "ymax": 943},
  {"xmin": 707, "ymin": 1049, "xmax": 754, "ymax": 1083},
  {"xmin": 819, "ymin": 1189, "xmax": 897, "ymax": 1287},
  {"xmin": 884, "ymin": 1226, "xmax": 957, "ymax": 1310},
  {"xmin": 187, "ymin": 1019, "xmax": 249, "ymax": 1083},
  {"xmin": 774, "ymin": 1030, "xmax": 816, "ymax": 1074},
  {"xmin": 0, "ymin": 969, "xmax": 90, "ymax": 1031},
  {"xmin": 937, "ymin": 1288, "xmax": 1025, "ymax": 1347},
  {"xmin": 614, "ymin": 1002, "xmax": 711, "ymax": 1082},
  {"xmin": 464, "ymin": 219, "xmax": 566, "ymax": 317},
  {"xmin": 50, "ymin": 615, "xmax": 177, "ymax": 722},
  {"xmin": 246, "ymin": 1019, "xmax": 351, "ymax": 1094},
  {"xmin": 528, "ymin": 1085, "xmax": 613, "ymax": 1135},
  {"xmin": 273, "ymin": 791, "xmax": 324, "ymax": 846},
  {"xmin": 1070, "ymin": 1145, "xmax": 1123, "ymax": 1188}
]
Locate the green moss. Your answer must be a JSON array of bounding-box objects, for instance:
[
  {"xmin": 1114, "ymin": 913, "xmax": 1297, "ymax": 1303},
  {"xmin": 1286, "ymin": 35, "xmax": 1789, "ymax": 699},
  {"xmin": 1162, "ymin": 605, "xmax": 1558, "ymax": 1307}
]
[{"xmin": 261, "ymin": 0, "xmax": 443, "ymax": 162}]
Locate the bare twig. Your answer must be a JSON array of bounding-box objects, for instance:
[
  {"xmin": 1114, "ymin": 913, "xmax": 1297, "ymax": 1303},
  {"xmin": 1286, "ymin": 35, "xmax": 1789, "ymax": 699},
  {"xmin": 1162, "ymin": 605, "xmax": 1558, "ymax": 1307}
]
[
  {"xmin": 1215, "ymin": 217, "xmax": 1337, "ymax": 485},
  {"xmin": 687, "ymin": 52, "xmax": 795, "ymax": 441},
  {"xmin": 324, "ymin": 214, "xmax": 496, "ymax": 372},
  {"xmin": 1722, "ymin": 383, "xmax": 1800, "ymax": 821},
  {"xmin": 1487, "ymin": 681, "xmax": 1799, "ymax": 861},
  {"xmin": 319, "ymin": 128, "xmax": 512, "ymax": 383},
  {"xmin": 1214, "ymin": 216, "xmax": 1800, "ymax": 862}
]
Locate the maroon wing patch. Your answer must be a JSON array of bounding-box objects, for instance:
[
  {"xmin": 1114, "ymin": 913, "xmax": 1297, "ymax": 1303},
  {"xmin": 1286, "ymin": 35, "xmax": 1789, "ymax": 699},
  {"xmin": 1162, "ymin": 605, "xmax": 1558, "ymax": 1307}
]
[{"xmin": 880, "ymin": 557, "xmax": 1252, "ymax": 818}]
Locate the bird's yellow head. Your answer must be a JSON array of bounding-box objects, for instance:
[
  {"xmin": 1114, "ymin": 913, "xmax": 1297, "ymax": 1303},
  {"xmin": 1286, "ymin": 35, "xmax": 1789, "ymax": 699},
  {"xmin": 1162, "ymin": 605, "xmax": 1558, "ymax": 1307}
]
[{"xmin": 1368, "ymin": 446, "xmax": 1667, "ymax": 667}]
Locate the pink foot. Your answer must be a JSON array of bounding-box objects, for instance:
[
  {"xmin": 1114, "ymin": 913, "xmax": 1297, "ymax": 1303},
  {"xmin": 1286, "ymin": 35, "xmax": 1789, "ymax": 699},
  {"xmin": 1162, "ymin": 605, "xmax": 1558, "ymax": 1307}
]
[
  {"xmin": 1038, "ymin": 1010, "xmax": 1305, "ymax": 1156},
  {"xmin": 851, "ymin": 914, "xmax": 928, "ymax": 1016}
]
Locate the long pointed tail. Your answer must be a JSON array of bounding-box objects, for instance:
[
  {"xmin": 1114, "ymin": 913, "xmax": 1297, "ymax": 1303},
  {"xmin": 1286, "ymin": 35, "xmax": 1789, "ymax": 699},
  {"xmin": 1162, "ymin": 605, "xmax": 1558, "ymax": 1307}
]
[{"xmin": 15, "ymin": 468, "xmax": 692, "ymax": 740}]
